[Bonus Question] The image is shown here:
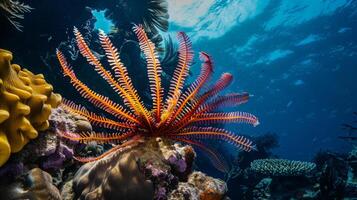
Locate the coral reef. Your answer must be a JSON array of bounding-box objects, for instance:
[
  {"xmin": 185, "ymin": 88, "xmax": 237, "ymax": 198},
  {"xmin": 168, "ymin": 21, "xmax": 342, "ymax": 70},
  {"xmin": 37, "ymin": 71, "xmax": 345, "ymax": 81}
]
[
  {"xmin": 62, "ymin": 138, "xmax": 217, "ymax": 200},
  {"xmin": 56, "ymin": 25, "xmax": 258, "ymax": 173},
  {"xmin": 0, "ymin": 49, "xmax": 61, "ymax": 167},
  {"xmin": 1, "ymin": 168, "xmax": 61, "ymax": 199},
  {"xmin": 250, "ymin": 159, "xmax": 316, "ymax": 176},
  {"xmin": 0, "ymin": 106, "xmax": 91, "ymax": 184},
  {"xmin": 0, "ymin": 0, "xmax": 32, "ymax": 31}
]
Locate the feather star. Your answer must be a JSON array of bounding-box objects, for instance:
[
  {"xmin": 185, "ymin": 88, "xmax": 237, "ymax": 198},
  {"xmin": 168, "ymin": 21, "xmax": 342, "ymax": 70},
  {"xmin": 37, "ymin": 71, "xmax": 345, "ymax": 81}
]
[{"xmin": 56, "ymin": 24, "xmax": 259, "ymax": 172}]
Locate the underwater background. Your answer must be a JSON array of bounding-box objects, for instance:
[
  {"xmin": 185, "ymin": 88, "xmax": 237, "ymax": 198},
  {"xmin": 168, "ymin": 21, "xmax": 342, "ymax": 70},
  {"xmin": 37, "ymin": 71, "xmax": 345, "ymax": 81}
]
[{"xmin": 1, "ymin": 0, "xmax": 357, "ymax": 199}]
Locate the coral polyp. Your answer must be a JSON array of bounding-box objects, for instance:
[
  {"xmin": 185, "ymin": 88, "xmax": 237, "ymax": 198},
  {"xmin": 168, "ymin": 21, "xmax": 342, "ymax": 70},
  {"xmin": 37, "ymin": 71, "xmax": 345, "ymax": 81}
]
[{"xmin": 56, "ymin": 25, "xmax": 259, "ymax": 171}]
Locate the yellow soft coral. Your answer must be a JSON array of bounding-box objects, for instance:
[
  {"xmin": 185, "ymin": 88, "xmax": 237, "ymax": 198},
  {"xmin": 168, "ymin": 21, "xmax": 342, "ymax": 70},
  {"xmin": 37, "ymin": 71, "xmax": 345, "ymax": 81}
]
[{"xmin": 0, "ymin": 49, "xmax": 61, "ymax": 166}]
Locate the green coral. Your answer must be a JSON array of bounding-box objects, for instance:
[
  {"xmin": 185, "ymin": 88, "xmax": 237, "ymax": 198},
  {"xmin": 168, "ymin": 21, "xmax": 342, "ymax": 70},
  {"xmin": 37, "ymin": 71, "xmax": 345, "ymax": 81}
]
[{"xmin": 250, "ymin": 159, "xmax": 316, "ymax": 176}]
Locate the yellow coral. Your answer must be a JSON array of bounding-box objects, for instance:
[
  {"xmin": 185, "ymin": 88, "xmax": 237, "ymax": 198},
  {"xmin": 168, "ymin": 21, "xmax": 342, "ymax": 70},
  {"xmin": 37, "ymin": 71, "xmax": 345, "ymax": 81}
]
[{"xmin": 0, "ymin": 49, "xmax": 61, "ymax": 166}]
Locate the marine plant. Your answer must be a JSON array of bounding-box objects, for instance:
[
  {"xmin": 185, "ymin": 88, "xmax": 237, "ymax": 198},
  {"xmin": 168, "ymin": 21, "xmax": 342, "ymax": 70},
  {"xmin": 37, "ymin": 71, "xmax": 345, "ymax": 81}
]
[
  {"xmin": 56, "ymin": 25, "xmax": 259, "ymax": 171},
  {"xmin": 250, "ymin": 158, "xmax": 316, "ymax": 176},
  {"xmin": 0, "ymin": 49, "xmax": 61, "ymax": 167},
  {"xmin": 0, "ymin": 0, "xmax": 32, "ymax": 31}
]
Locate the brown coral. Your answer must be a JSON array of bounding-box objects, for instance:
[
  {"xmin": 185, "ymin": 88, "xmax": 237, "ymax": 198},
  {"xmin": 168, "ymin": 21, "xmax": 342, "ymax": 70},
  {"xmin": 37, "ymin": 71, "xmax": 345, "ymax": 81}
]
[
  {"xmin": 72, "ymin": 139, "xmax": 154, "ymax": 200},
  {"xmin": 0, "ymin": 49, "xmax": 61, "ymax": 166}
]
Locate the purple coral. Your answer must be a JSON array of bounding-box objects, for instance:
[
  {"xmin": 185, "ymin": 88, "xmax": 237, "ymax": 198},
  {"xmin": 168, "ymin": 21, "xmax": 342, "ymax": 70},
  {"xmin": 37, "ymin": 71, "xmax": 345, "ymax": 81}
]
[
  {"xmin": 145, "ymin": 164, "xmax": 179, "ymax": 200},
  {"xmin": 42, "ymin": 143, "xmax": 73, "ymax": 170},
  {"xmin": 167, "ymin": 155, "xmax": 187, "ymax": 173}
]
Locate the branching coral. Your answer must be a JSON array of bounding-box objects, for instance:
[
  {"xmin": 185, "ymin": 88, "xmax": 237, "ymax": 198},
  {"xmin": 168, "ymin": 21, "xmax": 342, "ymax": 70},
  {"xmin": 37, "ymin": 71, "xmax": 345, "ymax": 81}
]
[
  {"xmin": 0, "ymin": 49, "xmax": 61, "ymax": 167},
  {"xmin": 250, "ymin": 159, "xmax": 316, "ymax": 176},
  {"xmin": 0, "ymin": 0, "xmax": 32, "ymax": 31},
  {"xmin": 56, "ymin": 25, "xmax": 258, "ymax": 172}
]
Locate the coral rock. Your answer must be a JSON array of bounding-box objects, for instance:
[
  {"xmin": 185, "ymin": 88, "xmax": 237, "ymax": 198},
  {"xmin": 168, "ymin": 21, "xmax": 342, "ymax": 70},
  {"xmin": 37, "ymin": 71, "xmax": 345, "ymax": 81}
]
[
  {"xmin": 6, "ymin": 168, "xmax": 61, "ymax": 200},
  {"xmin": 50, "ymin": 107, "xmax": 92, "ymax": 133},
  {"xmin": 168, "ymin": 172, "xmax": 227, "ymax": 200},
  {"xmin": 0, "ymin": 49, "xmax": 61, "ymax": 167}
]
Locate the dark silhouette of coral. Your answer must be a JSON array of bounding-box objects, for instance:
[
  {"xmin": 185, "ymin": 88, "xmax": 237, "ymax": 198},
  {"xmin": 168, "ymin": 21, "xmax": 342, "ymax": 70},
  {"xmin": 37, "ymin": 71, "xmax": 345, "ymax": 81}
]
[{"xmin": 0, "ymin": 0, "xmax": 32, "ymax": 31}]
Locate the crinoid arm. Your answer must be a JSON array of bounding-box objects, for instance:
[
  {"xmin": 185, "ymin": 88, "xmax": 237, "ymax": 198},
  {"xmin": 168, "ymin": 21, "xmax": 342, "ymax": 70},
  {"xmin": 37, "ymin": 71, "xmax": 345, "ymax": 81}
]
[
  {"xmin": 133, "ymin": 24, "xmax": 163, "ymax": 121},
  {"xmin": 196, "ymin": 92, "xmax": 250, "ymax": 114},
  {"xmin": 61, "ymin": 99, "xmax": 135, "ymax": 130},
  {"xmin": 173, "ymin": 72, "xmax": 234, "ymax": 129},
  {"xmin": 167, "ymin": 52, "xmax": 214, "ymax": 125},
  {"xmin": 191, "ymin": 111, "xmax": 260, "ymax": 127},
  {"xmin": 57, "ymin": 129, "xmax": 135, "ymax": 145},
  {"xmin": 164, "ymin": 32, "xmax": 193, "ymax": 118},
  {"xmin": 173, "ymin": 137, "xmax": 229, "ymax": 173},
  {"xmin": 98, "ymin": 30, "xmax": 152, "ymax": 126},
  {"xmin": 74, "ymin": 136, "xmax": 141, "ymax": 163},
  {"xmin": 56, "ymin": 49, "xmax": 142, "ymax": 125},
  {"xmin": 170, "ymin": 127, "xmax": 257, "ymax": 152},
  {"xmin": 73, "ymin": 28, "xmax": 147, "ymax": 119}
]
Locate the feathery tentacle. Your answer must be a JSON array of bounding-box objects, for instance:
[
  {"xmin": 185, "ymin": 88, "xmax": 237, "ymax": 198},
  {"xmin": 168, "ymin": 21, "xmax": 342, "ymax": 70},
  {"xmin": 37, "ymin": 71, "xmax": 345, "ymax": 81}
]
[
  {"xmin": 170, "ymin": 127, "xmax": 256, "ymax": 152},
  {"xmin": 166, "ymin": 52, "xmax": 214, "ymax": 126},
  {"xmin": 173, "ymin": 73, "xmax": 233, "ymax": 129},
  {"xmin": 74, "ymin": 136, "xmax": 141, "ymax": 163},
  {"xmin": 197, "ymin": 92, "xmax": 250, "ymax": 114},
  {"xmin": 191, "ymin": 111, "xmax": 260, "ymax": 127},
  {"xmin": 165, "ymin": 32, "xmax": 193, "ymax": 114},
  {"xmin": 74, "ymin": 27, "xmax": 144, "ymax": 117},
  {"xmin": 57, "ymin": 129, "xmax": 135, "ymax": 144},
  {"xmin": 98, "ymin": 30, "xmax": 153, "ymax": 126},
  {"xmin": 61, "ymin": 99, "xmax": 135, "ymax": 130},
  {"xmin": 56, "ymin": 49, "xmax": 142, "ymax": 125},
  {"xmin": 133, "ymin": 24, "xmax": 163, "ymax": 122}
]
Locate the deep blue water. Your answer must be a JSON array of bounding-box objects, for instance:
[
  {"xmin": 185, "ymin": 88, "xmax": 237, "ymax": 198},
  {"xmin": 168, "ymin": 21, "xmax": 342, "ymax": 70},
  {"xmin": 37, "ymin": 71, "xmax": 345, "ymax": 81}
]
[{"xmin": 163, "ymin": 0, "xmax": 357, "ymax": 161}]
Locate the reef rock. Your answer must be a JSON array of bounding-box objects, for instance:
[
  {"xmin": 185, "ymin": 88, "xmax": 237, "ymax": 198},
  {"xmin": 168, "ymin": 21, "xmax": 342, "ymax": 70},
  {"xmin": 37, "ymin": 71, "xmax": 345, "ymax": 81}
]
[
  {"xmin": 2, "ymin": 168, "xmax": 61, "ymax": 200},
  {"xmin": 0, "ymin": 49, "xmax": 61, "ymax": 167},
  {"xmin": 168, "ymin": 171, "xmax": 227, "ymax": 200}
]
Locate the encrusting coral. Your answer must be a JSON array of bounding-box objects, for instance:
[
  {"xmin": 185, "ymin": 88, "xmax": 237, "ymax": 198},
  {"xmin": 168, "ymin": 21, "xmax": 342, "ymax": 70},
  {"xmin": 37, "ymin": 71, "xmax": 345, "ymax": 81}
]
[
  {"xmin": 56, "ymin": 24, "xmax": 259, "ymax": 172},
  {"xmin": 0, "ymin": 49, "xmax": 61, "ymax": 167},
  {"xmin": 250, "ymin": 158, "xmax": 316, "ymax": 176}
]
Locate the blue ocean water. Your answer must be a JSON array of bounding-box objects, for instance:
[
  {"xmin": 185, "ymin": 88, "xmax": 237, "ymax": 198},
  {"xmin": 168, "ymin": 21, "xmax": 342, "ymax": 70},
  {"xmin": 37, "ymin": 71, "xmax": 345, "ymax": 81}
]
[{"xmin": 165, "ymin": 0, "xmax": 357, "ymax": 160}]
